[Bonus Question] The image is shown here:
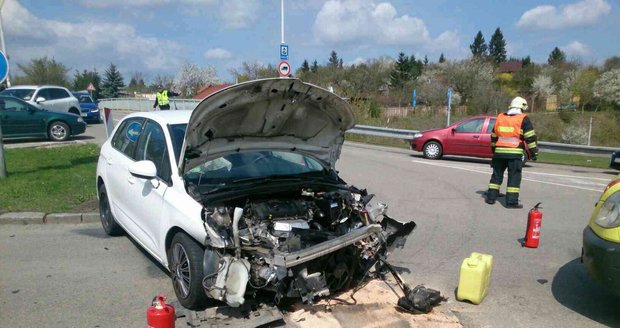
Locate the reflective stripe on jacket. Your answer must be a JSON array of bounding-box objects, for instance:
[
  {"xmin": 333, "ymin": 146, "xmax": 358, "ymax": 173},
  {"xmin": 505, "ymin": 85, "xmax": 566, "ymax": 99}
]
[
  {"xmin": 156, "ymin": 90, "xmax": 169, "ymax": 106},
  {"xmin": 494, "ymin": 113, "xmax": 526, "ymax": 155}
]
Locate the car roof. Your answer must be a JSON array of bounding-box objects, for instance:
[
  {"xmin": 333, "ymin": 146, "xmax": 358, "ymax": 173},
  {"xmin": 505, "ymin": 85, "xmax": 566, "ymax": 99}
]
[
  {"xmin": 6, "ymin": 85, "xmax": 69, "ymax": 89},
  {"xmin": 124, "ymin": 110, "xmax": 192, "ymax": 125}
]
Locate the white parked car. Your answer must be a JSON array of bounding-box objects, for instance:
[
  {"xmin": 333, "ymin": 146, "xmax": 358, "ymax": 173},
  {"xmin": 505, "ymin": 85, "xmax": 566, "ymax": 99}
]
[
  {"xmin": 96, "ymin": 78, "xmax": 415, "ymax": 309},
  {"xmin": 0, "ymin": 85, "xmax": 81, "ymax": 116}
]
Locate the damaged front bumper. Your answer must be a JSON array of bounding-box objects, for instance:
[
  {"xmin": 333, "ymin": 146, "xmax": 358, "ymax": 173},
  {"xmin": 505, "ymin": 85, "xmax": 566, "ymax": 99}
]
[{"xmin": 202, "ymin": 216, "xmax": 416, "ymax": 307}]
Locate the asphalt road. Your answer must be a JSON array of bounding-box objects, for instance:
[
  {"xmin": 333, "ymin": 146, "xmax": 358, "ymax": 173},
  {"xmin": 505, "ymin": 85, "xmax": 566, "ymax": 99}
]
[{"xmin": 1, "ymin": 110, "xmax": 619, "ymax": 327}]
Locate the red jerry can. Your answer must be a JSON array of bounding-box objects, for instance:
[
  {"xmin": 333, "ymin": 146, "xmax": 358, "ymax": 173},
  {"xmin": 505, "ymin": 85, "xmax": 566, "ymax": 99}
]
[
  {"xmin": 147, "ymin": 294, "xmax": 175, "ymax": 328},
  {"xmin": 523, "ymin": 203, "xmax": 543, "ymax": 248}
]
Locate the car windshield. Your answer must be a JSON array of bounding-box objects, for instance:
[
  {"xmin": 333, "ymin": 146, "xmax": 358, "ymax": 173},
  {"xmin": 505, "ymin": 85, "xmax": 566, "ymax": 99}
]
[
  {"xmin": 168, "ymin": 123, "xmax": 187, "ymax": 163},
  {"xmin": 76, "ymin": 95, "xmax": 94, "ymax": 103},
  {"xmin": 184, "ymin": 151, "xmax": 326, "ymax": 186},
  {"xmin": 0, "ymin": 89, "xmax": 36, "ymax": 100}
]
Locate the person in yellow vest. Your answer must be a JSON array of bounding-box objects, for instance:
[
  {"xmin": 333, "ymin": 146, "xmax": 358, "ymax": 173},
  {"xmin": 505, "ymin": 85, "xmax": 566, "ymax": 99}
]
[
  {"xmin": 153, "ymin": 85, "xmax": 179, "ymax": 110},
  {"xmin": 485, "ymin": 96, "xmax": 538, "ymax": 209}
]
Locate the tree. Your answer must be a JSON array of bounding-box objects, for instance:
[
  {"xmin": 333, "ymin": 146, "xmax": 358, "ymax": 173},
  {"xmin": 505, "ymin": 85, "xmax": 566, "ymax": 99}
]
[
  {"xmin": 593, "ymin": 69, "xmax": 620, "ymax": 107},
  {"xmin": 311, "ymin": 60, "xmax": 319, "ymax": 73},
  {"xmin": 229, "ymin": 61, "xmax": 277, "ymax": 82},
  {"xmin": 423, "ymin": 55, "xmax": 429, "ymax": 66},
  {"xmin": 548, "ymin": 47, "xmax": 566, "ymax": 66},
  {"xmin": 603, "ymin": 56, "xmax": 620, "ymax": 71},
  {"xmin": 16, "ymin": 57, "xmax": 69, "ymax": 86},
  {"xmin": 328, "ymin": 50, "xmax": 340, "ymax": 68},
  {"xmin": 300, "ymin": 60, "xmax": 310, "ymax": 73},
  {"xmin": 488, "ymin": 27, "xmax": 507, "ymax": 64},
  {"xmin": 390, "ymin": 53, "xmax": 423, "ymax": 88},
  {"xmin": 572, "ymin": 68, "xmax": 599, "ymax": 111},
  {"xmin": 151, "ymin": 74, "xmax": 175, "ymax": 91},
  {"xmin": 469, "ymin": 31, "xmax": 488, "ymax": 58},
  {"xmin": 522, "ymin": 56, "xmax": 532, "ymax": 67},
  {"xmin": 443, "ymin": 59, "xmax": 495, "ymax": 108},
  {"xmin": 531, "ymin": 74, "xmax": 554, "ymax": 112},
  {"xmin": 100, "ymin": 63, "xmax": 125, "ymax": 98},
  {"xmin": 439, "ymin": 53, "xmax": 446, "ymax": 63},
  {"xmin": 126, "ymin": 72, "xmax": 147, "ymax": 95},
  {"xmin": 73, "ymin": 69, "xmax": 102, "ymax": 99},
  {"xmin": 174, "ymin": 62, "xmax": 220, "ymax": 97}
]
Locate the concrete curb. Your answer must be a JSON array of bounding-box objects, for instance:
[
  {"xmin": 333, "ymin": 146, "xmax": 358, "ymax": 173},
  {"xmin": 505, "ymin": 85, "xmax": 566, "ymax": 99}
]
[{"xmin": 0, "ymin": 212, "xmax": 99, "ymax": 225}]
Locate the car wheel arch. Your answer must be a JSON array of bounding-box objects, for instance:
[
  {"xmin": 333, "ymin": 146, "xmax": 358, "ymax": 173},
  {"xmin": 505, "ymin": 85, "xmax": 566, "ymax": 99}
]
[
  {"xmin": 47, "ymin": 120, "xmax": 72, "ymax": 141},
  {"xmin": 69, "ymin": 107, "xmax": 80, "ymax": 115}
]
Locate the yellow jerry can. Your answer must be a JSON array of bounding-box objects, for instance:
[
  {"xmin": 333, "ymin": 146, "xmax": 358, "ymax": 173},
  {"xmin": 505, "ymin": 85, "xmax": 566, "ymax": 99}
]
[{"xmin": 456, "ymin": 252, "xmax": 493, "ymax": 304}]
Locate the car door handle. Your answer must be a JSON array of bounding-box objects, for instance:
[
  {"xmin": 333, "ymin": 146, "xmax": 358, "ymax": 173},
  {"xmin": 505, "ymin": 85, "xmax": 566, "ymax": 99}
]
[
  {"xmin": 127, "ymin": 176, "xmax": 136, "ymax": 184},
  {"xmin": 473, "ymin": 135, "xmax": 480, "ymax": 139}
]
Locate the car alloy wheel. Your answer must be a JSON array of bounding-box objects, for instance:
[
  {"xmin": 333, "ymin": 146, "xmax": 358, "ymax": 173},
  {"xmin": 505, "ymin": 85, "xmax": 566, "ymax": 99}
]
[
  {"xmin": 423, "ymin": 141, "xmax": 442, "ymax": 159},
  {"xmin": 49, "ymin": 122, "xmax": 70, "ymax": 141},
  {"xmin": 171, "ymin": 243, "xmax": 191, "ymax": 298},
  {"xmin": 98, "ymin": 186, "xmax": 123, "ymax": 236}
]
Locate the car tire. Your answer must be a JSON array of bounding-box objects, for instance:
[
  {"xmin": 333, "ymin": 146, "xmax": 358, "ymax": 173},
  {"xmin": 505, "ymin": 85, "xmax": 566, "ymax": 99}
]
[
  {"xmin": 168, "ymin": 232, "xmax": 209, "ymax": 310},
  {"xmin": 423, "ymin": 141, "xmax": 443, "ymax": 159},
  {"xmin": 98, "ymin": 185, "xmax": 124, "ymax": 236},
  {"xmin": 48, "ymin": 121, "xmax": 71, "ymax": 141}
]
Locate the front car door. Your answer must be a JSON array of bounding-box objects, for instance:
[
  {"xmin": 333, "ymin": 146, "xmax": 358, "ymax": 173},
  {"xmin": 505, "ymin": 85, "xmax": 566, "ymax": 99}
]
[
  {"xmin": 478, "ymin": 117, "xmax": 496, "ymax": 158},
  {"xmin": 444, "ymin": 118, "xmax": 486, "ymax": 156},
  {"xmin": 0, "ymin": 98, "xmax": 46, "ymax": 137},
  {"xmin": 128, "ymin": 119, "xmax": 171, "ymax": 256}
]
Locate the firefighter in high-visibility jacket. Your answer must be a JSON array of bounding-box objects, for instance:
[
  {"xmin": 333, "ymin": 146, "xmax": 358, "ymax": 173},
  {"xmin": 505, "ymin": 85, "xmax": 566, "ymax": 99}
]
[{"xmin": 485, "ymin": 96, "xmax": 538, "ymax": 209}]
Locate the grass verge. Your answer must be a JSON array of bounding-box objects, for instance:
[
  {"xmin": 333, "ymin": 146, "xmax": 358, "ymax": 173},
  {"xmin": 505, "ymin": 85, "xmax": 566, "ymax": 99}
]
[{"xmin": 0, "ymin": 144, "xmax": 99, "ymax": 213}]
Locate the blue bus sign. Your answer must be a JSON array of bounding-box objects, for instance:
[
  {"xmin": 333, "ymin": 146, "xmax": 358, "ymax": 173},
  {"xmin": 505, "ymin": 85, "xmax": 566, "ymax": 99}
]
[
  {"xmin": 0, "ymin": 51, "xmax": 8, "ymax": 84},
  {"xmin": 280, "ymin": 44, "xmax": 289, "ymax": 60}
]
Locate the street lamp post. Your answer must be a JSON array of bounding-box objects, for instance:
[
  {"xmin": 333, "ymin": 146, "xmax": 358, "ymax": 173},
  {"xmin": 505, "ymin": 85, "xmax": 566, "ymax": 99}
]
[{"xmin": 0, "ymin": 0, "xmax": 8, "ymax": 178}]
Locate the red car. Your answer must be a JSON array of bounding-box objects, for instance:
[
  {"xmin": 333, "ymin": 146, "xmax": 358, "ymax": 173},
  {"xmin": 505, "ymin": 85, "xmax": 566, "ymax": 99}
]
[{"xmin": 410, "ymin": 115, "xmax": 496, "ymax": 159}]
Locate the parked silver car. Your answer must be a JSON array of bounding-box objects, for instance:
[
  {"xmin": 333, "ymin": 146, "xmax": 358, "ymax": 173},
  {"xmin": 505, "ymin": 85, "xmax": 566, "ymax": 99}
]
[{"xmin": 0, "ymin": 85, "xmax": 81, "ymax": 116}]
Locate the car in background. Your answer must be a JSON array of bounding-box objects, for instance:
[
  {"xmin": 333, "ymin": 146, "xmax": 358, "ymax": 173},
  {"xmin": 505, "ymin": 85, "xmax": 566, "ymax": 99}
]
[
  {"xmin": 96, "ymin": 78, "xmax": 414, "ymax": 310},
  {"xmin": 72, "ymin": 91, "xmax": 101, "ymax": 123},
  {"xmin": 0, "ymin": 85, "xmax": 81, "ymax": 116},
  {"xmin": 410, "ymin": 115, "xmax": 495, "ymax": 159},
  {"xmin": 0, "ymin": 95, "xmax": 86, "ymax": 141},
  {"xmin": 610, "ymin": 150, "xmax": 620, "ymax": 170},
  {"xmin": 582, "ymin": 175, "xmax": 620, "ymax": 297}
]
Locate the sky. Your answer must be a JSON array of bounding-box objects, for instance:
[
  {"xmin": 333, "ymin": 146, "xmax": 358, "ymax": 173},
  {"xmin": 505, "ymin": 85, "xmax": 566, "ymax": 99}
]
[{"xmin": 2, "ymin": 0, "xmax": 618, "ymax": 83}]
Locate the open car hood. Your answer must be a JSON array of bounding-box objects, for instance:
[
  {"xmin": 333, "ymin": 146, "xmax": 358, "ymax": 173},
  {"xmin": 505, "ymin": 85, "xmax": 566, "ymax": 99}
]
[{"xmin": 180, "ymin": 78, "xmax": 356, "ymax": 175}]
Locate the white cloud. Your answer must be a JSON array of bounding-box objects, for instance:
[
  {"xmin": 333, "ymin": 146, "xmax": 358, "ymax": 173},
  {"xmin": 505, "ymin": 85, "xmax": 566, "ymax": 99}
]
[
  {"xmin": 562, "ymin": 41, "xmax": 591, "ymax": 57},
  {"xmin": 77, "ymin": 0, "xmax": 258, "ymax": 30},
  {"xmin": 78, "ymin": 0, "xmax": 216, "ymax": 8},
  {"xmin": 517, "ymin": 0, "xmax": 611, "ymax": 30},
  {"xmin": 347, "ymin": 57, "xmax": 368, "ymax": 66},
  {"xmin": 220, "ymin": 0, "xmax": 260, "ymax": 29},
  {"xmin": 313, "ymin": 0, "xmax": 459, "ymax": 54},
  {"xmin": 3, "ymin": 0, "xmax": 181, "ymax": 75},
  {"xmin": 204, "ymin": 48, "xmax": 233, "ymax": 60}
]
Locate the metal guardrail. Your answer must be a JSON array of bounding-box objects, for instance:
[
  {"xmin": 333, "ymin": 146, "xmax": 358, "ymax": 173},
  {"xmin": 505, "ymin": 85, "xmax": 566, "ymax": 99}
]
[{"xmin": 100, "ymin": 98, "xmax": 617, "ymax": 157}]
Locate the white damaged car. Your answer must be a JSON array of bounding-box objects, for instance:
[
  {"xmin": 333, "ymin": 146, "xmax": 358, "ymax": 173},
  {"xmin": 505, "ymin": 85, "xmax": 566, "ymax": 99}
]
[{"xmin": 96, "ymin": 78, "xmax": 415, "ymax": 309}]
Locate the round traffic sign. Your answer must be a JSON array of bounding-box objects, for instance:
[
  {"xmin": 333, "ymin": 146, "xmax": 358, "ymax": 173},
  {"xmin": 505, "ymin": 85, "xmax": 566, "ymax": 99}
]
[
  {"xmin": 278, "ymin": 61, "xmax": 290, "ymax": 77},
  {"xmin": 0, "ymin": 51, "xmax": 8, "ymax": 84}
]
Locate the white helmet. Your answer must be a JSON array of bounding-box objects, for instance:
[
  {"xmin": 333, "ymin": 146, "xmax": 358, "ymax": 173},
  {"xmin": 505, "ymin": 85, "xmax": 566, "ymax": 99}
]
[{"xmin": 509, "ymin": 96, "xmax": 528, "ymax": 111}]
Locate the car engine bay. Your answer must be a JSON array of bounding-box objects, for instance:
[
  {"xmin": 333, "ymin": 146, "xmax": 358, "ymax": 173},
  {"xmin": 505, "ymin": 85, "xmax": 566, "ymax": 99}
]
[{"xmin": 196, "ymin": 185, "xmax": 416, "ymax": 307}]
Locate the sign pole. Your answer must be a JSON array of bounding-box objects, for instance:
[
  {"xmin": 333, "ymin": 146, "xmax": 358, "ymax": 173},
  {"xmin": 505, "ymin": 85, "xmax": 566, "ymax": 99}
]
[
  {"xmin": 0, "ymin": 0, "xmax": 9, "ymax": 87},
  {"xmin": 447, "ymin": 87, "xmax": 452, "ymax": 127},
  {"xmin": 281, "ymin": 0, "xmax": 285, "ymax": 44}
]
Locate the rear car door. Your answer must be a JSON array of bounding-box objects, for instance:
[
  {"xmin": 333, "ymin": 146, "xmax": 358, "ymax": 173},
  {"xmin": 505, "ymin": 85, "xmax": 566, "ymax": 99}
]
[
  {"xmin": 446, "ymin": 118, "xmax": 486, "ymax": 156},
  {"xmin": 128, "ymin": 119, "xmax": 171, "ymax": 254},
  {"xmin": 479, "ymin": 117, "xmax": 496, "ymax": 157}
]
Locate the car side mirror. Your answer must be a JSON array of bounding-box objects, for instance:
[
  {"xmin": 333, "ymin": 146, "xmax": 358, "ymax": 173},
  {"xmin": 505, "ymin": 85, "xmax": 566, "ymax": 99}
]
[
  {"xmin": 128, "ymin": 160, "xmax": 158, "ymax": 180},
  {"xmin": 451, "ymin": 128, "xmax": 456, "ymax": 134},
  {"xmin": 35, "ymin": 97, "xmax": 46, "ymax": 103}
]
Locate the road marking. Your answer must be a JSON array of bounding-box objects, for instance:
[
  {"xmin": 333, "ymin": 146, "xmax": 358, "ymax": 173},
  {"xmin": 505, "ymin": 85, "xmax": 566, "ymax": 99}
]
[{"xmin": 411, "ymin": 159, "xmax": 604, "ymax": 192}]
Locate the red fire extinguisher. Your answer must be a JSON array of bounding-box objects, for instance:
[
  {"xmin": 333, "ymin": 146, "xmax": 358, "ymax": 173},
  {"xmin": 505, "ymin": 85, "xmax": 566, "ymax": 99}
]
[
  {"xmin": 523, "ymin": 202, "xmax": 543, "ymax": 248},
  {"xmin": 147, "ymin": 294, "xmax": 175, "ymax": 328}
]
